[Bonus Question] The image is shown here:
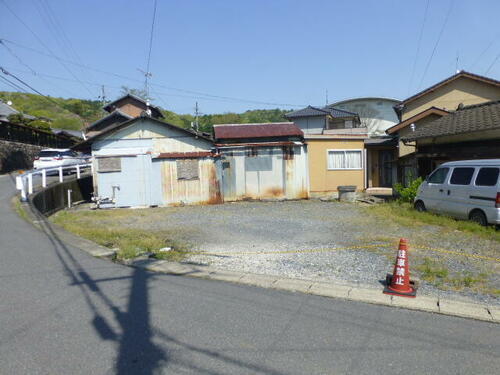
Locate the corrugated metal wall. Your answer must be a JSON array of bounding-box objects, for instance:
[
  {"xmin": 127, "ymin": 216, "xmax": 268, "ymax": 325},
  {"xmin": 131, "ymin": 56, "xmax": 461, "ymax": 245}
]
[
  {"xmin": 220, "ymin": 145, "xmax": 309, "ymax": 201},
  {"xmin": 154, "ymin": 157, "xmax": 222, "ymax": 205}
]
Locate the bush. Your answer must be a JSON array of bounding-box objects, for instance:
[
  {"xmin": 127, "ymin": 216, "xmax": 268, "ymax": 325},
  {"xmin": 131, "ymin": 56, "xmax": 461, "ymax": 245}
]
[{"xmin": 394, "ymin": 177, "xmax": 423, "ymax": 203}]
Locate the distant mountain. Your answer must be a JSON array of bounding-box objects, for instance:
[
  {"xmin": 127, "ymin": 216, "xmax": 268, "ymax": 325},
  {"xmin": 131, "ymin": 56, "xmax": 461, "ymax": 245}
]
[{"xmin": 0, "ymin": 91, "xmax": 291, "ymax": 133}]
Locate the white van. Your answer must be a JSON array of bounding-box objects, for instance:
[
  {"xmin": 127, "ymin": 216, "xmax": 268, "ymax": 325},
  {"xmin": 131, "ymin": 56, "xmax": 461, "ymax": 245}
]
[{"xmin": 414, "ymin": 159, "xmax": 500, "ymax": 226}]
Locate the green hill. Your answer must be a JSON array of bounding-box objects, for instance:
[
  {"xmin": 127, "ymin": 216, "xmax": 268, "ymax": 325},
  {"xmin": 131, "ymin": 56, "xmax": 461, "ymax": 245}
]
[{"xmin": 0, "ymin": 91, "xmax": 291, "ymax": 133}]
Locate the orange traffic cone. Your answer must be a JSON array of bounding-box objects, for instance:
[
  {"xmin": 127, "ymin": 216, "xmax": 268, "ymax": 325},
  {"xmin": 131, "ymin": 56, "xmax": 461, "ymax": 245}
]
[{"xmin": 383, "ymin": 238, "xmax": 417, "ymax": 298}]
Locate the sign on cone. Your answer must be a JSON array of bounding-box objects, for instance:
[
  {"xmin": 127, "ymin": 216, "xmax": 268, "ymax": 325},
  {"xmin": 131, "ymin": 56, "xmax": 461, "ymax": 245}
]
[{"xmin": 383, "ymin": 238, "xmax": 417, "ymax": 298}]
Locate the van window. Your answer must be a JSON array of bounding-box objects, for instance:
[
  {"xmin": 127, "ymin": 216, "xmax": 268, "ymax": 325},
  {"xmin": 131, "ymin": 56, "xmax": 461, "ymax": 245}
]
[
  {"xmin": 428, "ymin": 168, "xmax": 449, "ymax": 184},
  {"xmin": 450, "ymin": 167, "xmax": 475, "ymax": 185},
  {"xmin": 475, "ymin": 167, "xmax": 499, "ymax": 186}
]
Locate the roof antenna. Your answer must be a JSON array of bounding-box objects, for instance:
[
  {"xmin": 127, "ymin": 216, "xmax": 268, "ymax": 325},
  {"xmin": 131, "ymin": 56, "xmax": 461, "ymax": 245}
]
[{"xmin": 455, "ymin": 51, "xmax": 460, "ymax": 74}]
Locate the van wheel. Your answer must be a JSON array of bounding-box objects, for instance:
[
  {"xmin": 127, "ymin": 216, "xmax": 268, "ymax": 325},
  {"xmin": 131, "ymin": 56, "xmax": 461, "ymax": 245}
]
[
  {"xmin": 414, "ymin": 200, "xmax": 426, "ymax": 212},
  {"xmin": 469, "ymin": 210, "xmax": 487, "ymax": 226}
]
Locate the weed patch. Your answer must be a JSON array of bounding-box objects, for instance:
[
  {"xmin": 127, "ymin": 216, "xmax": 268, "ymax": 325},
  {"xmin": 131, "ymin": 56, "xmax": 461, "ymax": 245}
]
[
  {"xmin": 367, "ymin": 202, "xmax": 500, "ymax": 242},
  {"xmin": 12, "ymin": 196, "xmax": 29, "ymax": 222},
  {"xmin": 415, "ymin": 257, "xmax": 449, "ymax": 284},
  {"xmin": 50, "ymin": 210, "xmax": 189, "ymax": 261}
]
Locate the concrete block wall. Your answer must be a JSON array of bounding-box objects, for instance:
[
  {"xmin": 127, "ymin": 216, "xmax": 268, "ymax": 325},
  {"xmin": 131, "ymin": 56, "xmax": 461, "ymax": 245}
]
[{"xmin": 30, "ymin": 175, "xmax": 93, "ymax": 216}]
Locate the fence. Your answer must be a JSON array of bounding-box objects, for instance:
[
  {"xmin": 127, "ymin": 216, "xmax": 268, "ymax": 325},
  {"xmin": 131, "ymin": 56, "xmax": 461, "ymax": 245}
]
[
  {"xmin": 16, "ymin": 163, "xmax": 92, "ymax": 202},
  {"xmin": 0, "ymin": 121, "xmax": 75, "ymax": 148}
]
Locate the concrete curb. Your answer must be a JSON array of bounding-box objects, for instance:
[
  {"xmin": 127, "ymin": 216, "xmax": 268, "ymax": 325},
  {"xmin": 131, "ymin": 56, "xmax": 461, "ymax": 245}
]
[{"xmin": 18, "ymin": 197, "xmax": 499, "ymax": 324}]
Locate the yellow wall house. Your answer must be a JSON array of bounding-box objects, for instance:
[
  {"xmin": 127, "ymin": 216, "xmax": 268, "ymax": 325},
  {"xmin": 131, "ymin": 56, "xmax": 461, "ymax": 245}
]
[
  {"xmin": 286, "ymin": 106, "xmax": 368, "ymax": 197},
  {"xmin": 387, "ymin": 71, "xmax": 500, "ymax": 184}
]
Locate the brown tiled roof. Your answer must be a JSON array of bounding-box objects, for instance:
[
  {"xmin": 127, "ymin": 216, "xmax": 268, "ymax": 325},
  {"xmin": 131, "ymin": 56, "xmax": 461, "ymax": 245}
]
[
  {"xmin": 402, "ymin": 100, "xmax": 500, "ymax": 141},
  {"xmin": 213, "ymin": 122, "xmax": 303, "ymax": 139},
  {"xmin": 400, "ymin": 71, "xmax": 500, "ymax": 106},
  {"xmin": 386, "ymin": 107, "xmax": 450, "ymax": 134}
]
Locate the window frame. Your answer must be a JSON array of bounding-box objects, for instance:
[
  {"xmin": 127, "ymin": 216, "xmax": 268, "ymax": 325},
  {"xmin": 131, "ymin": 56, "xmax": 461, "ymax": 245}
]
[
  {"xmin": 326, "ymin": 149, "xmax": 363, "ymax": 171},
  {"xmin": 176, "ymin": 158, "xmax": 199, "ymax": 180}
]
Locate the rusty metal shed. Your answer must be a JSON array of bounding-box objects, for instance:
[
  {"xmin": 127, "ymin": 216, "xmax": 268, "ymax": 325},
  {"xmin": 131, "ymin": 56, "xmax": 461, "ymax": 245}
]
[
  {"xmin": 76, "ymin": 115, "xmax": 222, "ymax": 208},
  {"xmin": 214, "ymin": 122, "xmax": 309, "ymax": 201}
]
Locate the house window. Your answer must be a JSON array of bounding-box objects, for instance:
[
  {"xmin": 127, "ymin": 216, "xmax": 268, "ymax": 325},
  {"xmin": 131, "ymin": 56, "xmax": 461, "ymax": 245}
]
[
  {"xmin": 97, "ymin": 157, "xmax": 121, "ymax": 173},
  {"xmin": 327, "ymin": 150, "xmax": 362, "ymax": 170},
  {"xmin": 177, "ymin": 159, "xmax": 199, "ymax": 180}
]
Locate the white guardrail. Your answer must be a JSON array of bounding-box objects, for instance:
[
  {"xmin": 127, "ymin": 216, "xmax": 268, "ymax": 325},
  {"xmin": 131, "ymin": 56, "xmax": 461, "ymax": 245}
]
[{"xmin": 16, "ymin": 163, "xmax": 92, "ymax": 201}]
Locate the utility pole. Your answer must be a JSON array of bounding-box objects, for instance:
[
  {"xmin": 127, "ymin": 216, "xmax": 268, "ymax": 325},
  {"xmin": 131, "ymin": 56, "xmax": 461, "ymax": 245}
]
[
  {"xmin": 98, "ymin": 85, "xmax": 107, "ymax": 107},
  {"xmin": 194, "ymin": 101, "xmax": 200, "ymax": 133},
  {"xmin": 325, "ymin": 89, "xmax": 329, "ymax": 106},
  {"xmin": 137, "ymin": 68, "xmax": 152, "ymax": 99},
  {"xmin": 455, "ymin": 51, "xmax": 460, "ymax": 73}
]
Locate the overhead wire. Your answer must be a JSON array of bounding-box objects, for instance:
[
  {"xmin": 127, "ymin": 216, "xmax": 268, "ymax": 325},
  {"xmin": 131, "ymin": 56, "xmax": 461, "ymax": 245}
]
[
  {"xmin": 485, "ymin": 51, "xmax": 500, "ymax": 75},
  {"xmin": 0, "ymin": 67, "xmax": 82, "ymax": 117},
  {"xmin": 144, "ymin": 0, "xmax": 158, "ymax": 96},
  {"xmin": 1, "ymin": 39, "xmax": 306, "ymax": 108},
  {"xmin": 0, "ymin": 75, "xmax": 27, "ymax": 92},
  {"xmin": 418, "ymin": 0, "xmax": 454, "ymax": 89},
  {"xmin": 407, "ymin": 0, "xmax": 430, "ymax": 95},
  {"xmin": 36, "ymin": 0, "xmax": 96, "ymax": 85},
  {"xmin": 0, "ymin": 0, "xmax": 95, "ymax": 98},
  {"xmin": 1, "ymin": 41, "xmax": 81, "ymax": 97}
]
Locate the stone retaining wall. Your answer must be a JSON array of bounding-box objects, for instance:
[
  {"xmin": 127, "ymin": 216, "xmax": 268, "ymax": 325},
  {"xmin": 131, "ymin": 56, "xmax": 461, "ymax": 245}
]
[{"xmin": 0, "ymin": 140, "xmax": 42, "ymax": 173}]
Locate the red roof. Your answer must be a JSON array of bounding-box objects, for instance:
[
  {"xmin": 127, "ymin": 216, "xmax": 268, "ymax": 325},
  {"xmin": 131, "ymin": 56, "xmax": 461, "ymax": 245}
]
[{"xmin": 214, "ymin": 122, "xmax": 303, "ymax": 140}]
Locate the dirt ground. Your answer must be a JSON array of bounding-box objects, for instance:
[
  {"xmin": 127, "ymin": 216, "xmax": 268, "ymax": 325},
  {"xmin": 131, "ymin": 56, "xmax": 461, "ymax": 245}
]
[{"xmin": 65, "ymin": 200, "xmax": 500, "ymax": 305}]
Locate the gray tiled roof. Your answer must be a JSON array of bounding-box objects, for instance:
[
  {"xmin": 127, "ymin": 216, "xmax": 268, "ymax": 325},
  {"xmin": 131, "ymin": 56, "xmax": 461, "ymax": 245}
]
[
  {"xmin": 0, "ymin": 100, "xmax": 19, "ymax": 120},
  {"xmin": 285, "ymin": 106, "xmax": 330, "ymax": 118},
  {"xmin": 286, "ymin": 105, "xmax": 358, "ymax": 119},
  {"xmin": 402, "ymin": 100, "xmax": 500, "ymax": 141}
]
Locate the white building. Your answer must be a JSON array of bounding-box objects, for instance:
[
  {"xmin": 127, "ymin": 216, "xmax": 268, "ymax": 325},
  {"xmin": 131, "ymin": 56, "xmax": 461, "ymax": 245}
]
[{"xmin": 329, "ymin": 97, "xmax": 400, "ymax": 137}]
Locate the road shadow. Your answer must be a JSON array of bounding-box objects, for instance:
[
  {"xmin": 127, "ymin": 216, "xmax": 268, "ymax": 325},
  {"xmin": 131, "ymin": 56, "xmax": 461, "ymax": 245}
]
[{"xmin": 28, "ymin": 201, "xmax": 289, "ymax": 375}]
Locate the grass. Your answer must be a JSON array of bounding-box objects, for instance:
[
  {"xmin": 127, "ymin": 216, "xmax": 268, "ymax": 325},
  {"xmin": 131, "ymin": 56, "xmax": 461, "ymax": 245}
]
[
  {"xmin": 414, "ymin": 256, "xmax": 494, "ymax": 293},
  {"xmin": 50, "ymin": 209, "xmax": 189, "ymax": 261},
  {"xmin": 12, "ymin": 196, "xmax": 29, "ymax": 222},
  {"xmin": 415, "ymin": 257, "xmax": 449, "ymax": 284},
  {"xmin": 367, "ymin": 202, "xmax": 500, "ymax": 242}
]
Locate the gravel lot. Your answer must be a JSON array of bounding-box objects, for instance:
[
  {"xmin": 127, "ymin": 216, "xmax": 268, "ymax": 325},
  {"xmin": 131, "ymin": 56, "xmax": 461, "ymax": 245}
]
[{"xmin": 69, "ymin": 200, "xmax": 500, "ymax": 305}]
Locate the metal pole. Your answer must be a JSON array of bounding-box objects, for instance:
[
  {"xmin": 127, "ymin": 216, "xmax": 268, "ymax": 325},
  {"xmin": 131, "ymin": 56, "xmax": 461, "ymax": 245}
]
[
  {"xmin": 67, "ymin": 189, "xmax": 72, "ymax": 208},
  {"xmin": 58, "ymin": 167, "xmax": 63, "ymax": 183},
  {"xmin": 76, "ymin": 164, "xmax": 80, "ymax": 179},
  {"xmin": 28, "ymin": 173, "xmax": 33, "ymax": 194},
  {"xmin": 42, "ymin": 169, "xmax": 47, "ymax": 188},
  {"xmin": 19, "ymin": 177, "xmax": 27, "ymax": 201}
]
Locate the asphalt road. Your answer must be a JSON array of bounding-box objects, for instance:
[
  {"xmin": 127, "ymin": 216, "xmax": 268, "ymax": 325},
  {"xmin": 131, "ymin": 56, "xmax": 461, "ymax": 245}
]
[{"xmin": 0, "ymin": 174, "xmax": 499, "ymax": 375}]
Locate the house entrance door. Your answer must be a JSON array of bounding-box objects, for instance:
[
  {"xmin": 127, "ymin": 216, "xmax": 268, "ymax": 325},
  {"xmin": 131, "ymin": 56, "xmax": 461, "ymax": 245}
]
[{"xmin": 379, "ymin": 150, "xmax": 393, "ymax": 187}]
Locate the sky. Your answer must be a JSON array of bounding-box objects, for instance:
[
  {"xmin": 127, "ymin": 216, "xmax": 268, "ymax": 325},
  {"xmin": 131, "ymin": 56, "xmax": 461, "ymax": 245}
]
[{"xmin": 1, "ymin": 0, "xmax": 500, "ymax": 115}]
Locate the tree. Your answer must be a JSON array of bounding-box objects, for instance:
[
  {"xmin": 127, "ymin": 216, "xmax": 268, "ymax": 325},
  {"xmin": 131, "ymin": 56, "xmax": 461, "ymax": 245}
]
[{"xmin": 120, "ymin": 86, "xmax": 150, "ymax": 101}]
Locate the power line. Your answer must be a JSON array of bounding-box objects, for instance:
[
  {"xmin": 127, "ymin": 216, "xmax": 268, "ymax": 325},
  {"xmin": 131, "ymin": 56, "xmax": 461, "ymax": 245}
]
[
  {"xmin": 418, "ymin": 0, "xmax": 454, "ymax": 89},
  {"xmin": 0, "ymin": 41, "xmax": 81, "ymax": 97},
  {"xmin": 407, "ymin": 0, "xmax": 430, "ymax": 95},
  {"xmin": 469, "ymin": 38, "xmax": 497, "ymax": 71},
  {"xmin": 144, "ymin": 0, "xmax": 158, "ymax": 97},
  {"xmin": 0, "ymin": 0, "xmax": 95, "ymax": 98},
  {"xmin": 485, "ymin": 51, "xmax": 500, "ymax": 75},
  {"xmin": 1, "ymin": 38, "xmax": 307, "ymax": 108},
  {"xmin": 0, "ymin": 67, "xmax": 81, "ymax": 116},
  {"xmin": 0, "ymin": 75, "xmax": 27, "ymax": 92}
]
